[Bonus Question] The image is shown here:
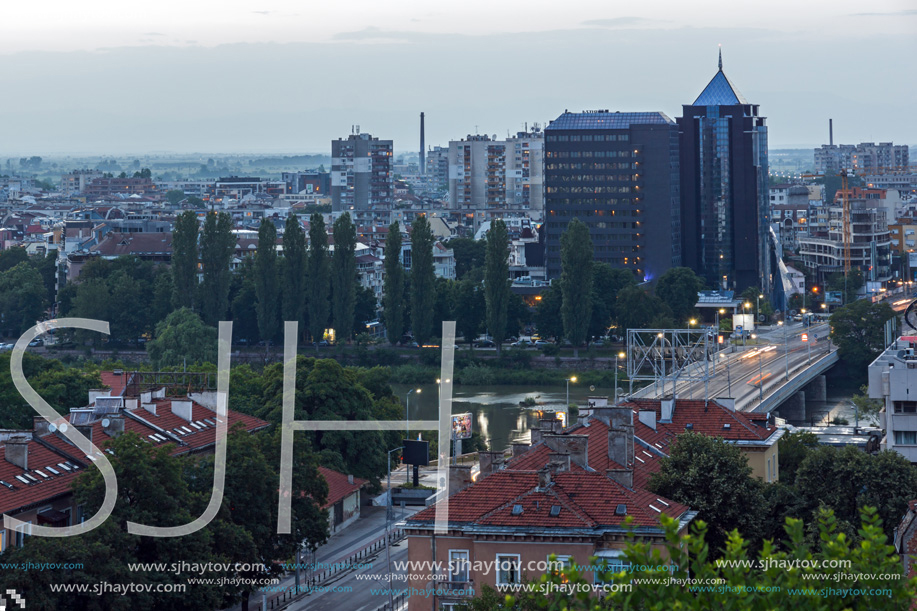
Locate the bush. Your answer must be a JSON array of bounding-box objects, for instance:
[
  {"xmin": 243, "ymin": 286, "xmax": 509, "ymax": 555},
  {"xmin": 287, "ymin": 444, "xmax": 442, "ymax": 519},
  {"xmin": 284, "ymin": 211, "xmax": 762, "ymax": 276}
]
[{"xmin": 541, "ymin": 343, "xmax": 560, "ymax": 356}]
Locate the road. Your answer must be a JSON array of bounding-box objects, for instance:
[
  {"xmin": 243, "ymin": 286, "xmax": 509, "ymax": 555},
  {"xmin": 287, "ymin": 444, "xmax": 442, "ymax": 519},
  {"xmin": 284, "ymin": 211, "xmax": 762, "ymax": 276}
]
[{"xmin": 635, "ymin": 321, "xmax": 833, "ymax": 410}]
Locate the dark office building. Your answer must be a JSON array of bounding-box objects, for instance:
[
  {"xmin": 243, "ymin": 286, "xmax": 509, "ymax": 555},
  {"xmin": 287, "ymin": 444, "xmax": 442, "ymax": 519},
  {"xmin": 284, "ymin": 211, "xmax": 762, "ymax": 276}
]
[
  {"xmin": 677, "ymin": 51, "xmax": 769, "ymax": 292},
  {"xmin": 282, "ymin": 170, "xmax": 331, "ymax": 195},
  {"xmin": 544, "ymin": 111, "xmax": 680, "ymax": 281}
]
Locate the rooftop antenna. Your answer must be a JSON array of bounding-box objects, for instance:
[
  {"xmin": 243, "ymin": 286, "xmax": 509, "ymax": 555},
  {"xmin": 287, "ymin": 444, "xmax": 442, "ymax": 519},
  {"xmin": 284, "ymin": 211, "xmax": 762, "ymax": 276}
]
[{"xmin": 718, "ymin": 44, "xmax": 723, "ymax": 71}]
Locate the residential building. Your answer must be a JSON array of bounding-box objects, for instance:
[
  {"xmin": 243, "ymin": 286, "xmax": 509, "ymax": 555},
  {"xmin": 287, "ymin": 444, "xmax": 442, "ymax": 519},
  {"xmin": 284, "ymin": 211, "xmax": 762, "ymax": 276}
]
[
  {"xmin": 814, "ymin": 142, "xmax": 909, "ymax": 176},
  {"xmin": 60, "ymin": 170, "xmax": 102, "ymax": 196},
  {"xmin": 425, "ymin": 146, "xmax": 449, "ymax": 193},
  {"xmin": 797, "ymin": 203, "xmax": 892, "ymax": 284},
  {"xmin": 889, "ymin": 222, "xmax": 917, "ymax": 256},
  {"xmin": 544, "ymin": 110, "xmax": 680, "ymax": 281},
  {"xmin": 283, "ymin": 171, "xmax": 331, "ymax": 196},
  {"xmin": 84, "ymin": 177, "xmax": 156, "ymax": 199},
  {"xmin": 770, "ymin": 184, "xmax": 810, "ymax": 252},
  {"xmin": 331, "ymin": 132, "xmax": 394, "ymax": 225},
  {"xmin": 318, "ymin": 467, "xmax": 366, "ymax": 534},
  {"xmin": 814, "ymin": 144, "xmax": 856, "ymax": 175},
  {"xmin": 678, "ymin": 51, "xmax": 769, "ymax": 292},
  {"xmin": 447, "ymin": 129, "xmax": 545, "ymax": 221},
  {"xmin": 868, "ymin": 338, "xmax": 917, "ymax": 463}
]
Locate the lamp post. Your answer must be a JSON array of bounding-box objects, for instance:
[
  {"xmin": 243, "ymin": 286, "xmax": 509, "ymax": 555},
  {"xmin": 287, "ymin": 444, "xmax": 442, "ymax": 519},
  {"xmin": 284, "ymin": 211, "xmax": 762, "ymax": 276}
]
[
  {"xmin": 405, "ymin": 388, "xmax": 420, "ymax": 442},
  {"xmin": 614, "ymin": 352, "xmax": 625, "ymax": 404},
  {"xmin": 565, "ymin": 376, "xmax": 577, "ymax": 414},
  {"xmin": 752, "ymin": 334, "xmax": 763, "ymax": 402},
  {"xmin": 384, "ymin": 446, "xmax": 402, "ymax": 611},
  {"xmin": 801, "ymin": 308, "xmax": 811, "ymax": 364},
  {"xmin": 757, "ymin": 293, "xmax": 764, "ymax": 323},
  {"xmin": 778, "ymin": 320, "xmax": 789, "ymax": 381},
  {"xmin": 743, "ymin": 302, "xmax": 751, "ymax": 348}
]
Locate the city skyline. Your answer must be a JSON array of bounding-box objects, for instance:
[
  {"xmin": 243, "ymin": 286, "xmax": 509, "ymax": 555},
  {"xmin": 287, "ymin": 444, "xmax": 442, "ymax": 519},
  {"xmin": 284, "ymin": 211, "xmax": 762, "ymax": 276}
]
[{"xmin": 0, "ymin": 0, "xmax": 914, "ymax": 154}]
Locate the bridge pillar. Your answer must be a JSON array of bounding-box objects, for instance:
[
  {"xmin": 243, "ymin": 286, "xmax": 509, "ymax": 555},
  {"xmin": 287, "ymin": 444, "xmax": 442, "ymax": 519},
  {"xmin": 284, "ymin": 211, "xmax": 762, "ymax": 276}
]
[
  {"xmin": 778, "ymin": 391, "xmax": 806, "ymax": 422},
  {"xmin": 804, "ymin": 375, "xmax": 827, "ymax": 402}
]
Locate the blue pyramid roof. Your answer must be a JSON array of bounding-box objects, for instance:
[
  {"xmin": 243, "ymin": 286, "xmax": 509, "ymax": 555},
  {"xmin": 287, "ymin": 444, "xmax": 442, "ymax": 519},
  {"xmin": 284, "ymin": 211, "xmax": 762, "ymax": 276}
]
[{"xmin": 693, "ymin": 70, "xmax": 748, "ymax": 106}]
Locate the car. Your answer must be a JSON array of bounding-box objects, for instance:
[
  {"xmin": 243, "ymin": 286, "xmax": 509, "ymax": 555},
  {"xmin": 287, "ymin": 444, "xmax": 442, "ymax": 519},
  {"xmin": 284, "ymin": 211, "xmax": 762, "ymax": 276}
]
[
  {"xmin": 591, "ymin": 338, "xmax": 605, "ymax": 347},
  {"xmin": 792, "ymin": 314, "xmax": 803, "ymax": 322},
  {"xmin": 474, "ymin": 339, "xmax": 496, "ymax": 348},
  {"xmin": 28, "ymin": 338, "xmax": 43, "ymax": 347},
  {"xmin": 407, "ymin": 341, "xmax": 420, "ymax": 348},
  {"xmin": 317, "ymin": 340, "xmax": 332, "ymax": 347},
  {"xmin": 512, "ymin": 339, "xmax": 534, "ymax": 347},
  {"xmin": 534, "ymin": 339, "xmax": 552, "ymax": 347}
]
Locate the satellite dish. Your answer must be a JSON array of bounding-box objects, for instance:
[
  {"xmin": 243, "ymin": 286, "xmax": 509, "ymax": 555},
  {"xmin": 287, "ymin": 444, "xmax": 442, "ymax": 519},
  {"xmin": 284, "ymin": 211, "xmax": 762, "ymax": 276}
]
[
  {"xmin": 59, "ymin": 423, "xmax": 68, "ymax": 433},
  {"xmin": 102, "ymin": 418, "xmax": 110, "ymax": 428},
  {"xmin": 48, "ymin": 423, "xmax": 57, "ymax": 433},
  {"xmin": 589, "ymin": 385, "xmax": 595, "ymax": 392}
]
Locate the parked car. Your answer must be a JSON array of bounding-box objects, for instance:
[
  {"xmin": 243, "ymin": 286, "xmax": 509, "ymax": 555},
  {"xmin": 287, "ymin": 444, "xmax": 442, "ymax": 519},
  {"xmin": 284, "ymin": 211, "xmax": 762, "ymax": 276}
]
[
  {"xmin": 512, "ymin": 339, "xmax": 534, "ymax": 347},
  {"xmin": 28, "ymin": 338, "xmax": 43, "ymax": 347},
  {"xmin": 534, "ymin": 339, "xmax": 552, "ymax": 347},
  {"xmin": 317, "ymin": 340, "xmax": 332, "ymax": 347},
  {"xmin": 474, "ymin": 339, "xmax": 496, "ymax": 348},
  {"xmin": 591, "ymin": 338, "xmax": 605, "ymax": 347}
]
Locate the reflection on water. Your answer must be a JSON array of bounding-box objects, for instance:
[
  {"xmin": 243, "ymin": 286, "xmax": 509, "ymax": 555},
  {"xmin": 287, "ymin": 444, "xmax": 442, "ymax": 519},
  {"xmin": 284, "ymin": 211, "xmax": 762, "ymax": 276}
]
[{"xmin": 392, "ymin": 384, "xmax": 596, "ymax": 453}]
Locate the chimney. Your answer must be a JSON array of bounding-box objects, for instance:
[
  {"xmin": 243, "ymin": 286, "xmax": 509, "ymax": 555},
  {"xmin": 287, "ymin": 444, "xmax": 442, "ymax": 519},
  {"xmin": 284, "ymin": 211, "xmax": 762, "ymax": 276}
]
[
  {"xmin": 88, "ymin": 390, "xmax": 108, "ymax": 406},
  {"xmin": 5, "ymin": 436, "xmax": 29, "ymax": 470},
  {"xmin": 543, "ymin": 434, "xmax": 588, "ymax": 469},
  {"xmin": 126, "ymin": 399, "xmax": 138, "ymax": 410},
  {"xmin": 102, "ymin": 415, "xmax": 125, "ymax": 438},
  {"xmin": 478, "ymin": 451, "xmax": 504, "ymax": 477},
  {"xmin": 142, "ymin": 403, "xmax": 157, "ymax": 416},
  {"xmin": 171, "ymin": 400, "xmax": 193, "ymax": 422},
  {"xmin": 717, "ymin": 397, "xmax": 736, "ymax": 412},
  {"xmin": 511, "ymin": 443, "xmax": 530, "ymax": 458},
  {"xmin": 420, "ymin": 112, "xmax": 426, "ymax": 174},
  {"xmin": 638, "ymin": 410, "xmax": 657, "ymax": 431},
  {"xmin": 537, "ymin": 467, "xmax": 552, "ymax": 489},
  {"xmin": 606, "ymin": 468, "xmax": 633, "ymax": 489},
  {"xmin": 547, "ymin": 452, "xmax": 571, "ymax": 472},
  {"xmin": 592, "ymin": 405, "xmax": 632, "ymax": 429},
  {"xmin": 449, "ymin": 464, "xmax": 472, "ymax": 495},
  {"xmin": 75, "ymin": 424, "xmax": 93, "ymax": 443},
  {"xmin": 608, "ymin": 424, "xmax": 634, "ymax": 469},
  {"xmin": 829, "ymin": 118, "xmax": 833, "ymax": 146},
  {"xmin": 347, "ymin": 474, "xmax": 354, "ymax": 485},
  {"xmin": 660, "ymin": 399, "xmax": 675, "ymax": 422},
  {"xmin": 33, "ymin": 416, "xmax": 51, "ymax": 437}
]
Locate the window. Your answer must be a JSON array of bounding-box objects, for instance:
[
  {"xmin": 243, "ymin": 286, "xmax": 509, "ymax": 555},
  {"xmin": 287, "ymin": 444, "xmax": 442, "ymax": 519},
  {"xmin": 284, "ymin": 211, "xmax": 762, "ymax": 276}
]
[
  {"xmin": 15, "ymin": 521, "xmax": 31, "ymax": 548},
  {"xmin": 894, "ymin": 401, "xmax": 917, "ymax": 413},
  {"xmin": 895, "ymin": 430, "xmax": 917, "ymax": 445},
  {"xmin": 449, "ymin": 550, "xmax": 469, "ymax": 583},
  {"xmin": 0, "ymin": 530, "xmax": 5, "ymax": 553},
  {"xmin": 496, "ymin": 554, "xmax": 521, "ymax": 585},
  {"xmin": 767, "ymin": 458, "xmax": 772, "ymax": 482},
  {"xmin": 594, "ymin": 550, "xmax": 629, "ymax": 583}
]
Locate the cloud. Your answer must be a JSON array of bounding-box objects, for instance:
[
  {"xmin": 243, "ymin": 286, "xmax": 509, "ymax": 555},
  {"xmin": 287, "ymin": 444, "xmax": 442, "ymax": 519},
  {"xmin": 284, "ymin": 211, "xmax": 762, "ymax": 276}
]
[
  {"xmin": 252, "ymin": 10, "xmax": 272, "ymax": 15},
  {"xmin": 332, "ymin": 27, "xmax": 430, "ymax": 43},
  {"xmin": 581, "ymin": 17, "xmax": 668, "ymax": 28},
  {"xmin": 143, "ymin": 32, "xmax": 165, "ymax": 37},
  {"xmin": 850, "ymin": 9, "xmax": 917, "ymax": 16}
]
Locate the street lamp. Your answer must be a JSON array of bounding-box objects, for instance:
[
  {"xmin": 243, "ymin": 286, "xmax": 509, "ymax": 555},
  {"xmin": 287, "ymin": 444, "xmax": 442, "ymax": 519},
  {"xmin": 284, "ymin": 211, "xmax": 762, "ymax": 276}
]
[
  {"xmin": 614, "ymin": 352, "xmax": 625, "ymax": 404},
  {"xmin": 778, "ymin": 320, "xmax": 789, "ymax": 381},
  {"xmin": 689, "ymin": 318, "xmax": 697, "ymax": 328},
  {"xmin": 743, "ymin": 302, "xmax": 751, "ymax": 348},
  {"xmin": 565, "ymin": 376, "xmax": 577, "ymax": 414},
  {"xmin": 405, "ymin": 388, "xmax": 420, "ymax": 441},
  {"xmin": 757, "ymin": 293, "xmax": 764, "ymax": 322}
]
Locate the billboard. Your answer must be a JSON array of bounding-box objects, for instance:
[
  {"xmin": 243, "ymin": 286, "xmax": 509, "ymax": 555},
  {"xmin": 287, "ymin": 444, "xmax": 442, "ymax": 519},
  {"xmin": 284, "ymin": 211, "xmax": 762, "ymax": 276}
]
[
  {"xmin": 403, "ymin": 439, "xmax": 429, "ymax": 466},
  {"xmin": 451, "ymin": 413, "xmax": 473, "ymax": 440},
  {"xmin": 825, "ymin": 291, "xmax": 843, "ymax": 305}
]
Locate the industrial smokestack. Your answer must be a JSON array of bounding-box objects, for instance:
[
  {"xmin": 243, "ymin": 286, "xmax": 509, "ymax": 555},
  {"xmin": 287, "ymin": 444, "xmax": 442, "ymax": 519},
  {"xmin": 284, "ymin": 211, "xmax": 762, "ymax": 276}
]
[
  {"xmin": 829, "ymin": 118, "xmax": 833, "ymax": 146},
  {"xmin": 420, "ymin": 112, "xmax": 426, "ymax": 174}
]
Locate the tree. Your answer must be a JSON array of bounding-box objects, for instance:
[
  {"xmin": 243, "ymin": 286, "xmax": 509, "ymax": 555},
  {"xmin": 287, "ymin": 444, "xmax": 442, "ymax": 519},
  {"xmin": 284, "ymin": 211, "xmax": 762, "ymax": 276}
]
[
  {"xmin": 165, "ymin": 189, "xmax": 185, "ymax": 205},
  {"xmin": 484, "ymin": 219, "xmax": 510, "ymax": 355},
  {"xmin": 777, "ymin": 430, "xmax": 818, "ymax": 484},
  {"xmin": 281, "ymin": 214, "xmax": 307, "ymax": 337},
  {"xmin": 829, "ymin": 299, "xmax": 896, "ymax": 371},
  {"xmin": 851, "ymin": 384, "xmax": 882, "ymax": 425},
  {"xmin": 534, "ymin": 284, "xmax": 564, "ymax": 340},
  {"xmin": 454, "ymin": 277, "xmax": 485, "ymax": 346},
  {"xmin": 254, "ymin": 219, "xmax": 280, "ymax": 343},
  {"xmin": 559, "ymin": 218, "xmax": 593, "ymax": 357},
  {"xmin": 331, "ymin": 212, "xmax": 357, "ymax": 342},
  {"xmin": 199, "ymin": 212, "xmax": 235, "ymax": 326},
  {"xmin": 478, "ymin": 507, "xmax": 917, "ymax": 610},
  {"xmin": 655, "ymin": 266, "xmax": 705, "ymax": 322},
  {"xmin": 648, "ymin": 432, "xmax": 764, "ymax": 555},
  {"xmin": 148, "ymin": 308, "xmax": 217, "ymax": 368},
  {"xmin": 0, "ymin": 247, "xmax": 29, "ymax": 273},
  {"xmin": 447, "ymin": 237, "xmax": 486, "ymax": 279},
  {"xmin": 410, "ymin": 215, "xmax": 436, "ymax": 345},
  {"xmin": 133, "ymin": 168, "xmax": 152, "ymax": 179},
  {"xmin": 590, "ymin": 262, "xmax": 636, "ymax": 338},
  {"xmin": 230, "ymin": 260, "xmax": 260, "ymax": 343},
  {"xmin": 171, "ymin": 210, "xmax": 199, "ymax": 310},
  {"xmin": 0, "ymin": 262, "xmax": 47, "ymax": 336},
  {"xmin": 614, "ymin": 285, "xmax": 672, "ymax": 332},
  {"xmin": 352, "ymin": 283, "xmax": 377, "ymax": 336},
  {"xmin": 383, "ymin": 222, "xmax": 405, "ymax": 344},
  {"xmin": 307, "ymin": 213, "xmax": 331, "ymax": 345},
  {"xmin": 827, "ymin": 269, "xmax": 865, "ymax": 304}
]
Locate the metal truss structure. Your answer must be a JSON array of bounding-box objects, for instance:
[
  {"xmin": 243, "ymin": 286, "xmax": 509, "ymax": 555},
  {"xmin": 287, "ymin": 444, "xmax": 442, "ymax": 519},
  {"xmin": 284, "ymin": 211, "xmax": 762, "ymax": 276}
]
[{"xmin": 626, "ymin": 329, "xmax": 717, "ymax": 398}]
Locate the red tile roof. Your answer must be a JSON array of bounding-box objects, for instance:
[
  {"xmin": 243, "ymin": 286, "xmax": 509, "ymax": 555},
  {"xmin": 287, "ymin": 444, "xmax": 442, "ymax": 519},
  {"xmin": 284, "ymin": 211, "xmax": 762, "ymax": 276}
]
[
  {"xmin": 622, "ymin": 399, "xmax": 781, "ymax": 442},
  {"xmin": 0, "ymin": 441, "xmax": 83, "ymax": 515},
  {"xmin": 100, "ymin": 372, "xmax": 131, "ymax": 396},
  {"xmin": 317, "ymin": 467, "xmax": 367, "ymax": 509}
]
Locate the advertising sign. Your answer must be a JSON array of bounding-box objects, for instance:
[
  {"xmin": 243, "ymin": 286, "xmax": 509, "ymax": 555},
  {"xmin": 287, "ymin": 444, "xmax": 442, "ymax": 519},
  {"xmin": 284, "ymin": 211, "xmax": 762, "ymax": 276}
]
[
  {"xmin": 451, "ymin": 413, "xmax": 473, "ymax": 440},
  {"xmin": 825, "ymin": 291, "xmax": 843, "ymax": 305}
]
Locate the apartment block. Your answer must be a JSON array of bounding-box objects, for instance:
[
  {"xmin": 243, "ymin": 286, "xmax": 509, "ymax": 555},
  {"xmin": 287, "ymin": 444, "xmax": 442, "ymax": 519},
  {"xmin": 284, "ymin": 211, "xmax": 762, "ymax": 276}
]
[{"xmin": 331, "ymin": 132, "xmax": 394, "ymax": 225}]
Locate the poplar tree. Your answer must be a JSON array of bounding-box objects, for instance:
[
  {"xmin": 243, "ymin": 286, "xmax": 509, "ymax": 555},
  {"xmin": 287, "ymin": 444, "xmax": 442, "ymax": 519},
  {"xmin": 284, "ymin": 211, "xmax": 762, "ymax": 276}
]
[
  {"xmin": 254, "ymin": 219, "xmax": 280, "ymax": 342},
  {"xmin": 307, "ymin": 214, "xmax": 331, "ymax": 345},
  {"xmin": 484, "ymin": 219, "xmax": 510, "ymax": 355},
  {"xmin": 560, "ymin": 218, "xmax": 593, "ymax": 357},
  {"xmin": 383, "ymin": 222, "xmax": 404, "ymax": 345},
  {"xmin": 331, "ymin": 212, "xmax": 357, "ymax": 342}
]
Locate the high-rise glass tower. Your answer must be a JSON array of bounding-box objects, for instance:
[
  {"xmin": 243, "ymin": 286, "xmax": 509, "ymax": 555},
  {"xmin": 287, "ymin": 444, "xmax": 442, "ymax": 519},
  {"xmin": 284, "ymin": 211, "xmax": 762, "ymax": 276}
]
[{"xmin": 678, "ymin": 50, "xmax": 769, "ymax": 292}]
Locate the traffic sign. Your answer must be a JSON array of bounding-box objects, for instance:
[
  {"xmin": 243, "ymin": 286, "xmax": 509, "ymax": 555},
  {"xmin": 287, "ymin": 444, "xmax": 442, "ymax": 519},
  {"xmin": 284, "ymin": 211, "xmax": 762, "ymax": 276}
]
[
  {"xmin": 801, "ymin": 333, "xmax": 809, "ymax": 342},
  {"xmin": 814, "ymin": 334, "xmax": 818, "ymax": 339}
]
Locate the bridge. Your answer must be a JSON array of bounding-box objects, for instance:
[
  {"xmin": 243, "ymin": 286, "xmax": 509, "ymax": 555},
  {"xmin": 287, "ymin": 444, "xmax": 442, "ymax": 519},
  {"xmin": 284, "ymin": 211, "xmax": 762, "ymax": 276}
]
[{"xmin": 628, "ymin": 321, "xmax": 836, "ymax": 420}]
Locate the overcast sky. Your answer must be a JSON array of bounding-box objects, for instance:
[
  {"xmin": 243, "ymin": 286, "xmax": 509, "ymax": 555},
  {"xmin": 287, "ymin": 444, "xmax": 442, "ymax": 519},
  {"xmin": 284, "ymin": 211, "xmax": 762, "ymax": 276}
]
[{"xmin": 1, "ymin": 0, "xmax": 914, "ymax": 155}]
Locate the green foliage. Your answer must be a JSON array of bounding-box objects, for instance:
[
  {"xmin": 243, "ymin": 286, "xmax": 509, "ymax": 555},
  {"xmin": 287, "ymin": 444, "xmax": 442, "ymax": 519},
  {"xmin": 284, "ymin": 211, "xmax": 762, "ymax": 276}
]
[
  {"xmin": 0, "ymin": 353, "xmax": 101, "ymax": 428},
  {"xmin": 648, "ymin": 432, "xmax": 764, "ymax": 555},
  {"xmin": 332, "ymin": 212, "xmax": 357, "ymax": 341},
  {"xmin": 447, "ymin": 237, "xmax": 486, "ymax": 279},
  {"xmin": 454, "ymin": 276, "xmax": 484, "ymax": 345},
  {"xmin": 307, "ymin": 213, "xmax": 331, "ymax": 344},
  {"xmin": 484, "ymin": 219, "xmax": 510, "ymax": 354},
  {"xmin": 199, "ymin": 212, "xmax": 235, "ymax": 326},
  {"xmin": 281, "ymin": 214, "xmax": 307, "ymax": 337},
  {"xmin": 410, "ymin": 215, "xmax": 436, "ymax": 345},
  {"xmin": 534, "ymin": 284, "xmax": 563, "ymax": 340},
  {"xmin": 171, "ymin": 210, "xmax": 199, "ymax": 310},
  {"xmin": 778, "ymin": 430, "xmax": 819, "ymax": 484},
  {"xmin": 353, "ymin": 283, "xmax": 378, "ymax": 336},
  {"xmin": 165, "ymin": 189, "xmax": 185, "ymax": 205},
  {"xmin": 560, "ymin": 218, "xmax": 593, "ymax": 354},
  {"xmin": 655, "ymin": 266, "xmax": 705, "ymax": 322},
  {"xmin": 829, "ymin": 299, "xmax": 896, "ymax": 371},
  {"xmin": 254, "ymin": 219, "xmax": 280, "ymax": 342},
  {"xmin": 826, "ymin": 269, "xmax": 864, "ymax": 304},
  {"xmin": 590, "ymin": 262, "xmax": 637, "ymax": 338},
  {"xmin": 614, "ymin": 285, "xmax": 672, "ymax": 332},
  {"xmin": 147, "ymin": 308, "xmax": 217, "ymax": 369},
  {"xmin": 383, "ymin": 221, "xmax": 405, "ymax": 344},
  {"xmin": 851, "ymin": 384, "xmax": 882, "ymax": 425},
  {"xmin": 0, "ymin": 262, "xmax": 47, "ymax": 336}
]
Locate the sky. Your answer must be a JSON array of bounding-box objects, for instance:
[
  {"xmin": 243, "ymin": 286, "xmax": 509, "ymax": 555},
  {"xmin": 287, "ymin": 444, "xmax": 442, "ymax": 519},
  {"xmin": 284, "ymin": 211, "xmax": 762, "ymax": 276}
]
[{"xmin": 0, "ymin": 0, "xmax": 914, "ymax": 155}]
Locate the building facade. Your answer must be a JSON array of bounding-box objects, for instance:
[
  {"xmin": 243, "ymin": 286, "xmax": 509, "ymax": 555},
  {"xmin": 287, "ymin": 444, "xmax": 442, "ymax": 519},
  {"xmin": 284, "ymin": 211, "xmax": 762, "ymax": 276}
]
[
  {"xmin": 543, "ymin": 110, "xmax": 680, "ymax": 281},
  {"xmin": 678, "ymin": 51, "xmax": 769, "ymax": 292},
  {"xmin": 331, "ymin": 132, "xmax": 394, "ymax": 225}
]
